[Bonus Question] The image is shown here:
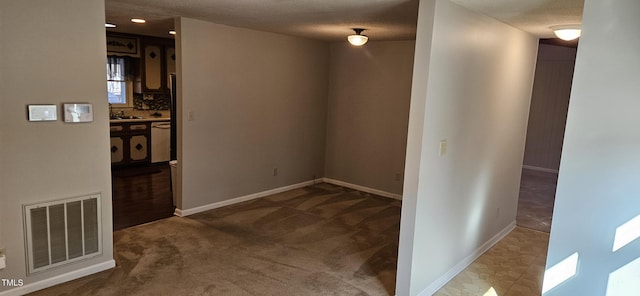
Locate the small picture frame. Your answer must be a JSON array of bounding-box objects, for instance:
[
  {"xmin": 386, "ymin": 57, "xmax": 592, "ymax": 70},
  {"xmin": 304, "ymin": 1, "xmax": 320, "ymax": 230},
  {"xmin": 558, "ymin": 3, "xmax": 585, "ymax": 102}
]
[
  {"xmin": 64, "ymin": 103, "xmax": 93, "ymax": 123},
  {"xmin": 27, "ymin": 105, "xmax": 58, "ymax": 121}
]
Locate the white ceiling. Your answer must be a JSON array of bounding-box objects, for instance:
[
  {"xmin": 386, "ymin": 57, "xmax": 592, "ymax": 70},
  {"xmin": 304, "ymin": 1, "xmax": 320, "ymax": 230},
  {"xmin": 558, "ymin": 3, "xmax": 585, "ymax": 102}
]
[{"xmin": 105, "ymin": 0, "xmax": 584, "ymax": 41}]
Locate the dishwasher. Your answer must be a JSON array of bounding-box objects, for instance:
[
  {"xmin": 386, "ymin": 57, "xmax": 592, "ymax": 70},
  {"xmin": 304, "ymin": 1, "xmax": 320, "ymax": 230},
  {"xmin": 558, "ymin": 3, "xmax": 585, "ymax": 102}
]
[{"xmin": 151, "ymin": 121, "xmax": 171, "ymax": 163}]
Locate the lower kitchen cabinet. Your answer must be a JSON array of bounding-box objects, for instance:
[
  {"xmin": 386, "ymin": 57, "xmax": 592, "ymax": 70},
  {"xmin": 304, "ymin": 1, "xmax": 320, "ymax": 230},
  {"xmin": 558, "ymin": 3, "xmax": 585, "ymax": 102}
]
[
  {"xmin": 110, "ymin": 122, "xmax": 151, "ymax": 166},
  {"xmin": 110, "ymin": 137, "xmax": 125, "ymax": 163},
  {"xmin": 129, "ymin": 135, "xmax": 149, "ymax": 162}
]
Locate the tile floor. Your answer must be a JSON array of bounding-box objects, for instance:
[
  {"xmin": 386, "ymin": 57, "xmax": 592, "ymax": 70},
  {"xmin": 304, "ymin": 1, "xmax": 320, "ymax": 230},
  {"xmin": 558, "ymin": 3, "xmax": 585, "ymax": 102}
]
[
  {"xmin": 434, "ymin": 227, "xmax": 550, "ymax": 296},
  {"xmin": 435, "ymin": 168, "xmax": 557, "ymax": 296}
]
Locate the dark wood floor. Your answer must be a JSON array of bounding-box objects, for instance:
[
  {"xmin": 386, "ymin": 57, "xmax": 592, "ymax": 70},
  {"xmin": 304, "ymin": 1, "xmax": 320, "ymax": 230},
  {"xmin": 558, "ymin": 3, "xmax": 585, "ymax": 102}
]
[{"xmin": 111, "ymin": 164, "xmax": 175, "ymax": 230}]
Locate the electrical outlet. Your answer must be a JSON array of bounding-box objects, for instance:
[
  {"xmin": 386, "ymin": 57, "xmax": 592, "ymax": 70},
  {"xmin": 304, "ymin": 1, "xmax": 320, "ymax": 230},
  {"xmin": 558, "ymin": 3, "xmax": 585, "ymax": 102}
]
[{"xmin": 273, "ymin": 167, "xmax": 278, "ymax": 176}]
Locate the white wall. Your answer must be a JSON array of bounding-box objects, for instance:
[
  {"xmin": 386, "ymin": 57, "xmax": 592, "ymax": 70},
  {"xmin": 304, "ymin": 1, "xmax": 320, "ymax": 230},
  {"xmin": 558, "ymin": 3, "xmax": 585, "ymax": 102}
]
[
  {"xmin": 523, "ymin": 44, "xmax": 576, "ymax": 171},
  {"xmin": 324, "ymin": 41, "xmax": 415, "ymax": 196},
  {"xmin": 0, "ymin": 0, "xmax": 113, "ymax": 293},
  {"xmin": 396, "ymin": 0, "xmax": 538, "ymax": 295},
  {"xmin": 544, "ymin": 0, "xmax": 640, "ymax": 295},
  {"xmin": 176, "ymin": 17, "xmax": 329, "ymax": 211}
]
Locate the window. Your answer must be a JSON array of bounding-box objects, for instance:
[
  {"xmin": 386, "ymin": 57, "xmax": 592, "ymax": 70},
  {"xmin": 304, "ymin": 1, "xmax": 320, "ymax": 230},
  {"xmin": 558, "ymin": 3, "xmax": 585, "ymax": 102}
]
[{"xmin": 107, "ymin": 57, "xmax": 130, "ymax": 105}]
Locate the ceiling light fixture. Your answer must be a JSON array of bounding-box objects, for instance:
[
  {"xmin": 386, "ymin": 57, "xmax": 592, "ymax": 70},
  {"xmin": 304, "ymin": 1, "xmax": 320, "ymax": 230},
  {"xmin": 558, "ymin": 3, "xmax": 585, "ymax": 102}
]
[
  {"xmin": 551, "ymin": 24, "xmax": 581, "ymax": 41},
  {"xmin": 169, "ymin": 30, "xmax": 176, "ymax": 35},
  {"xmin": 131, "ymin": 18, "xmax": 146, "ymax": 24},
  {"xmin": 347, "ymin": 28, "xmax": 368, "ymax": 46},
  {"xmin": 105, "ymin": 23, "xmax": 117, "ymax": 28}
]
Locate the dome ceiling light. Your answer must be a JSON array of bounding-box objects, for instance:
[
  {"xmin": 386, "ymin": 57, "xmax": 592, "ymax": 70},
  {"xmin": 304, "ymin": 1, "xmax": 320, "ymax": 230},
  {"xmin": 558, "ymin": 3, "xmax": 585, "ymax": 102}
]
[
  {"xmin": 347, "ymin": 28, "xmax": 369, "ymax": 46},
  {"xmin": 551, "ymin": 24, "xmax": 581, "ymax": 41}
]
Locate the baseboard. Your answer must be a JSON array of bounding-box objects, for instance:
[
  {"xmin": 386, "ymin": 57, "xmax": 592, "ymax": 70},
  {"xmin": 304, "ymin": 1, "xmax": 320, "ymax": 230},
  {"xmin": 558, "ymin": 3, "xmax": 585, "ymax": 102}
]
[
  {"xmin": 522, "ymin": 165, "xmax": 559, "ymax": 174},
  {"xmin": 322, "ymin": 178, "xmax": 402, "ymax": 200},
  {"xmin": 174, "ymin": 178, "xmax": 325, "ymax": 217},
  {"xmin": 0, "ymin": 259, "xmax": 115, "ymax": 296},
  {"xmin": 417, "ymin": 221, "xmax": 517, "ymax": 296}
]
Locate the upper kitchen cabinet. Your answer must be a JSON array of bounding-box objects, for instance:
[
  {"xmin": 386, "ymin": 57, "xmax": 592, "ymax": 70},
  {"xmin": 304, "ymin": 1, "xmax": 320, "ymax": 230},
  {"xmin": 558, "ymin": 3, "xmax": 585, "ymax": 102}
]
[
  {"xmin": 166, "ymin": 46, "xmax": 176, "ymax": 88},
  {"xmin": 143, "ymin": 45, "xmax": 162, "ymax": 90},
  {"xmin": 141, "ymin": 37, "xmax": 175, "ymax": 93}
]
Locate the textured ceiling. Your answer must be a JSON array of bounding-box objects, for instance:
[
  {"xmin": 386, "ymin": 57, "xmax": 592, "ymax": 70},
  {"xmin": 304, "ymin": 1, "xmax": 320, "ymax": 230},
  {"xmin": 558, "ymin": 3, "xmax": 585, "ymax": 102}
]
[
  {"xmin": 105, "ymin": 0, "xmax": 583, "ymax": 41},
  {"xmin": 449, "ymin": 0, "xmax": 584, "ymax": 38}
]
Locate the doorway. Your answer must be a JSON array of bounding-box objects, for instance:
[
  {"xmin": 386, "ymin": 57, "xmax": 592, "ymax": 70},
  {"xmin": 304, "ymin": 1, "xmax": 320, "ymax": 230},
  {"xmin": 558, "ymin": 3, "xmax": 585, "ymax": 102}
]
[
  {"xmin": 517, "ymin": 39, "xmax": 578, "ymax": 233},
  {"xmin": 108, "ymin": 33, "xmax": 177, "ymax": 230},
  {"xmin": 111, "ymin": 165, "xmax": 174, "ymax": 230}
]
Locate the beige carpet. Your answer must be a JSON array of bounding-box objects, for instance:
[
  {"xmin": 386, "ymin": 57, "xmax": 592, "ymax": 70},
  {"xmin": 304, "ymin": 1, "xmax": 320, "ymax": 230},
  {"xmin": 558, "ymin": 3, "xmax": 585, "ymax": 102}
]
[{"xmin": 31, "ymin": 183, "xmax": 401, "ymax": 296}]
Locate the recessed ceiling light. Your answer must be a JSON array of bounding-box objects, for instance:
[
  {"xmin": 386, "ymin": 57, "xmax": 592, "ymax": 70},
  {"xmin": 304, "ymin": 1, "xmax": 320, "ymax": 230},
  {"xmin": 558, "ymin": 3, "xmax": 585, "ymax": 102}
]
[
  {"xmin": 105, "ymin": 23, "xmax": 117, "ymax": 28},
  {"xmin": 169, "ymin": 30, "xmax": 176, "ymax": 35},
  {"xmin": 131, "ymin": 18, "xmax": 146, "ymax": 24}
]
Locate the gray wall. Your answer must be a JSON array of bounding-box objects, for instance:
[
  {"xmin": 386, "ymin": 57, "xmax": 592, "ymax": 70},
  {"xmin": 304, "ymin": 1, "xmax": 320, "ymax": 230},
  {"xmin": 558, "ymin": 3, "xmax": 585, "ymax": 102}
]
[
  {"xmin": 523, "ymin": 44, "xmax": 576, "ymax": 172},
  {"xmin": 324, "ymin": 41, "xmax": 415, "ymax": 195},
  {"xmin": 396, "ymin": 0, "xmax": 538, "ymax": 294},
  {"xmin": 0, "ymin": 0, "xmax": 113, "ymax": 293},
  {"xmin": 176, "ymin": 17, "xmax": 329, "ymax": 210},
  {"xmin": 544, "ymin": 0, "xmax": 640, "ymax": 294}
]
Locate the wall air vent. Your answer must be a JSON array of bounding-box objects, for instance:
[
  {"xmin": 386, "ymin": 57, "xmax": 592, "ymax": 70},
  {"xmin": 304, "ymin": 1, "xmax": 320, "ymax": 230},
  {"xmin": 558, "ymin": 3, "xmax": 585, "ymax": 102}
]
[{"xmin": 23, "ymin": 193, "xmax": 102, "ymax": 274}]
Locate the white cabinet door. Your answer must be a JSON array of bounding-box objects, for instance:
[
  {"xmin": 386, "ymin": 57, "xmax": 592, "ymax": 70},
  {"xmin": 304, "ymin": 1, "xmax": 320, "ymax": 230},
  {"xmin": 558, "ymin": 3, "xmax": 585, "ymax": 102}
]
[
  {"xmin": 110, "ymin": 137, "xmax": 124, "ymax": 164},
  {"xmin": 144, "ymin": 45, "xmax": 162, "ymax": 90},
  {"xmin": 129, "ymin": 135, "xmax": 149, "ymax": 161}
]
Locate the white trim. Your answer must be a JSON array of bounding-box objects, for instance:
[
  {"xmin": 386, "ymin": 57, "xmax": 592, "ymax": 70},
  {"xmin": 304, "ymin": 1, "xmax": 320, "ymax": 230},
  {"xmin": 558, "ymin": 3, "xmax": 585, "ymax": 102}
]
[
  {"xmin": 417, "ymin": 222, "xmax": 517, "ymax": 296},
  {"xmin": 0, "ymin": 259, "xmax": 115, "ymax": 296},
  {"xmin": 174, "ymin": 179, "xmax": 325, "ymax": 217},
  {"xmin": 322, "ymin": 178, "xmax": 403, "ymax": 200},
  {"xmin": 522, "ymin": 165, "xmax": 559, "ymax": 174}
]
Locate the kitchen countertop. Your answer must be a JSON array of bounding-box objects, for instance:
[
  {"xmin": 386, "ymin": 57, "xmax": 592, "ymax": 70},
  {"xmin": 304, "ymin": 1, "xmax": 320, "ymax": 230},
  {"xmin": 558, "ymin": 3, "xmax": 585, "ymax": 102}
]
[{"xmin": 109, "ymin": 117, "xmax": 171, "ymax": 123}]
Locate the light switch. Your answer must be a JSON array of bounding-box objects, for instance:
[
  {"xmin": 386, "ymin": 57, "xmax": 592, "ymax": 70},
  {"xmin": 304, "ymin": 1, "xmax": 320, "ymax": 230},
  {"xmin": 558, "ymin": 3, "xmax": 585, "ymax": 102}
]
[
  {"xmin": 439, "ymin": 140, "xmax": 447, "ymax": 157},
  {"xmin": 187, "ymin": 111, "xmax": 195, "ymax": 121}
]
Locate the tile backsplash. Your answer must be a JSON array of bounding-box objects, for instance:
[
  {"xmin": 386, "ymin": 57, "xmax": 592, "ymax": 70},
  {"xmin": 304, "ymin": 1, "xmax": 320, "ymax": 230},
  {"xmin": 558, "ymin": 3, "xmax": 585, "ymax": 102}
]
[{"xmin": 133, "ymin": 93, "xmax": 171, "ymax": 110}]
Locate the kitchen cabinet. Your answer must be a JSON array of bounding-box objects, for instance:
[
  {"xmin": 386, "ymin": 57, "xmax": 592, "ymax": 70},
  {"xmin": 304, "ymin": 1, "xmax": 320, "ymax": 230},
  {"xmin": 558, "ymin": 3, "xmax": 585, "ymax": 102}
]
[
  {"xmin": 141, "ymin": 38, "xmax": 175, "ymax": 93},
  {"xmin": 166, "ymin": 47, "xmax": 176, "ymax": 83},
  {"xmin": 143, "ymin": 45, "xmax": 163, "ymax": 91},
  {"xmin": 110, "ymin": 122, "xmax": 151, "ymax": 166}
]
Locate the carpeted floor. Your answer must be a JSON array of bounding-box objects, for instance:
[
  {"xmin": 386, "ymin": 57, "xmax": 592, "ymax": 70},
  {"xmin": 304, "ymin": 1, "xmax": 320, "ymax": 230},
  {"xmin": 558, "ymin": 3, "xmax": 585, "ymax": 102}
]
[
  {"xmin": 30, "ymin": 183, "xmax": 401, "ymax": 296},
  {"xmin": 30, "ymin": 169, "xmax": 557, "ymax": 295}
]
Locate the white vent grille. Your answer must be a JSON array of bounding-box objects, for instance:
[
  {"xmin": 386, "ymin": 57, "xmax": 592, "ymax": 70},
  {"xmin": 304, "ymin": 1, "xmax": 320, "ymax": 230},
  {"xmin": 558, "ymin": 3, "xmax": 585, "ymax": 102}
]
[{"xmin": 24, "ymin": 193, "xmax": 102, "ymax": 274}]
